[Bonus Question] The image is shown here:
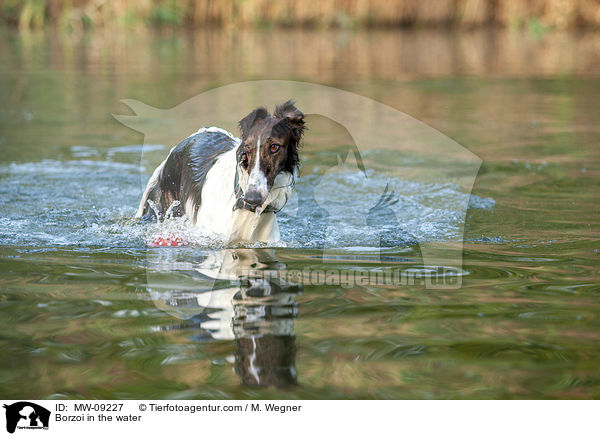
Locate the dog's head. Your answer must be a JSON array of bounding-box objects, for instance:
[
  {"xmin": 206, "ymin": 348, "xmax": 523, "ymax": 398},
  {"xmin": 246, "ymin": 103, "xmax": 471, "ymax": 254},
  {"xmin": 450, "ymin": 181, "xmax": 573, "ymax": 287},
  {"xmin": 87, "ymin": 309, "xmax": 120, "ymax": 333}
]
[{"xmin": 236, "ymin": 100, "xmax": 304, "ymax": 210}]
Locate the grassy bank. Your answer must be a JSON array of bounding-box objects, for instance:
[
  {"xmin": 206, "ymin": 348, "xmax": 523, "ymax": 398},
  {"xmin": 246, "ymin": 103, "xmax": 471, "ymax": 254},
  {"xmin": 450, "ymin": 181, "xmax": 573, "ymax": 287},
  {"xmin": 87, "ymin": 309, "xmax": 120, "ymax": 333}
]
[{"xmin": 3, "ymin": 0, "xmax": 600, "ymax": 32}]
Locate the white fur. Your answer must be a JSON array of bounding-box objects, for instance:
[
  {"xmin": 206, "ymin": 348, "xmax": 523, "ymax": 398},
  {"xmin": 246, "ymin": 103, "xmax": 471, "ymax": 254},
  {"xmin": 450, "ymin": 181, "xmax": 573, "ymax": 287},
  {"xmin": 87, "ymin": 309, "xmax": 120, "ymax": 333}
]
[
  {"xmin": 194, "ymin": 144, "xmax": 293, "ymax": 243},
  {"xmin": 246, "ymin": 134, "xmax": 269, "ymax": 200},
  {"xmin": 188, "ymin": 126, "xmax": 238, "ymax": 141}
]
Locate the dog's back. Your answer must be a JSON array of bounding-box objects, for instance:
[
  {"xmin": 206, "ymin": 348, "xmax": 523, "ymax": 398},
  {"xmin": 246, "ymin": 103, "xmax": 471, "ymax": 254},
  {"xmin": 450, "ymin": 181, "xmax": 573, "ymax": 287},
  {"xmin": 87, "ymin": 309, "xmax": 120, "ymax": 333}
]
[{"xmin": 136, "ymin": 127, "xmax": 239, "ymax": 222}]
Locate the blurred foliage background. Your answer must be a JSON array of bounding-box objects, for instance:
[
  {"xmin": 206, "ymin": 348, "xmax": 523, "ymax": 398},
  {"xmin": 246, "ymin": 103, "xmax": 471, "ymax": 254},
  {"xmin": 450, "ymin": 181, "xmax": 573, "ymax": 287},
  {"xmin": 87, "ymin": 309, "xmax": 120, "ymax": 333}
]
[{"xmin": 2, "ymin": 0, "xmax": 600, "ymax": 32}]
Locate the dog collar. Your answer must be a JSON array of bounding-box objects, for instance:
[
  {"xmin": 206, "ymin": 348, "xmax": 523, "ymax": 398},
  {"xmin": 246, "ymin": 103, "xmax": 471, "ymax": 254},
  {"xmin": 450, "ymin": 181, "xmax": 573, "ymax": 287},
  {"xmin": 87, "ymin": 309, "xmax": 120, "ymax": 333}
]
[{"xmin": 233, "ymin": 169, "xmax": 278, "ymax": 214}]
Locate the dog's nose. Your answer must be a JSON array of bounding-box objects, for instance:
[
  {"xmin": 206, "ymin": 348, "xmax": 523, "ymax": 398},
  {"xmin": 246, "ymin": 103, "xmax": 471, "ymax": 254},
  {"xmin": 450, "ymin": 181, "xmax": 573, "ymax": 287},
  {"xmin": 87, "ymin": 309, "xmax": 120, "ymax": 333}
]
[{"xmin": 244, "ymin": 190, "xmax": 264, "ymax": 206}]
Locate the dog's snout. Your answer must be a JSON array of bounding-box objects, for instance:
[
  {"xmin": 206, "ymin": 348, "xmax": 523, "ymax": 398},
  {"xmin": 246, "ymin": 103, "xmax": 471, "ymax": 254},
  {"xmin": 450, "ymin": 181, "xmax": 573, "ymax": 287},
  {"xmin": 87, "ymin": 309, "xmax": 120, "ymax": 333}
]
[{"xmin": 244, "ymin": 190, "xmax": 264, "ymax": 206}]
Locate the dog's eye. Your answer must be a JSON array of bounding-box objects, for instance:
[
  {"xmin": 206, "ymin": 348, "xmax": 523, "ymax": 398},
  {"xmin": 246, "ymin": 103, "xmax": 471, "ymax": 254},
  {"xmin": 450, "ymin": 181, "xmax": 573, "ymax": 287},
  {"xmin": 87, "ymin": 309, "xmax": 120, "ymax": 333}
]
[
  {"xmin": 270, "ymin": 144, "xmax": 280, "ymax": 153},
  {"xmin": 240, "ymin": 153, "xmax": 249, "ymax": 169}
]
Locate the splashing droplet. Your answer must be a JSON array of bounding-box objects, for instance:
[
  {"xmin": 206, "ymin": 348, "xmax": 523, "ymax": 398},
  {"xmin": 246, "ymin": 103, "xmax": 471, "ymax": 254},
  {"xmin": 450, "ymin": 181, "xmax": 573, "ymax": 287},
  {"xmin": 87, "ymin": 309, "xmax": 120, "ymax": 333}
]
[{"xmin": 165, "ymin": 200, "xmax": 181, "ymax": 219}]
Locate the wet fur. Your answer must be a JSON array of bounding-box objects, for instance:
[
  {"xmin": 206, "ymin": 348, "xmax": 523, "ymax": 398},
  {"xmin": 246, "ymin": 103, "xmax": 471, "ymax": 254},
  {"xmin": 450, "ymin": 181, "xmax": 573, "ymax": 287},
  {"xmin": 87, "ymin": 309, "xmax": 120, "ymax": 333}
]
[
  {"xmin": 136, "ymin": 101, "xmax": 305, "ymax": 243},
  {"xmin": 136, "ymin": 128, "xmax": 238, "ymax": 221}
]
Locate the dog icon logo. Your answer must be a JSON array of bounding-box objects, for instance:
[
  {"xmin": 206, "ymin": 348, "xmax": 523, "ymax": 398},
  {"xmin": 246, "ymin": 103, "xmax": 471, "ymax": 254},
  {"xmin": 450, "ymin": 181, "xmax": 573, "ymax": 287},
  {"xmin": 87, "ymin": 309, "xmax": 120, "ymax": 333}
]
[
  {"xmin": 115, "ymin": 80, "xmax": 484, "ymax": 291},
  {"xmin": 3, "ymin": 402, "xmax": 50, "ymax": 434}
]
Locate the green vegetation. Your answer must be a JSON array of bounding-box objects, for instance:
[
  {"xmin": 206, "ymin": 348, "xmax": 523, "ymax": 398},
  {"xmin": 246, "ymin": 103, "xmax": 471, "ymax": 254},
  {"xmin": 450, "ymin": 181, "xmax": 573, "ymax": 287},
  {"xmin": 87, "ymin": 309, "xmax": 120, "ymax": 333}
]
[{"xmin": 2, "ymin": 0, "xmax": 600, "ymax": 32}]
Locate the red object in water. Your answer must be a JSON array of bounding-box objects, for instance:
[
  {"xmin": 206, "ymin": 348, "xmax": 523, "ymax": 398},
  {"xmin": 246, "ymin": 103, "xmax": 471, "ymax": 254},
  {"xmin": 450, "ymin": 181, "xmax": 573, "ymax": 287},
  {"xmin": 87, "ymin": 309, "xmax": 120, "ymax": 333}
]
[{"xmin": 151, "ymin": 234, "xmax": 187, "ymax": 247}]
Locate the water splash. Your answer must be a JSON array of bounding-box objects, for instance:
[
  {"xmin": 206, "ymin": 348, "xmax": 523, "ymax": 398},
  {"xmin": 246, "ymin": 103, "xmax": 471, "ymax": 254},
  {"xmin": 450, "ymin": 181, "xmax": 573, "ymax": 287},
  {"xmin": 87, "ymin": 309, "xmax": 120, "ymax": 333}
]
[
  {"xmin": 146, "ymin": 199, "xmax": 161, "ymax": 220},
  {"xmin": 0, "ymin": 145, "xmax": 494, "ymax": 251},
  {"xmin": 165, "ymin": 200, "xmax": 181, "ymax": 219}
]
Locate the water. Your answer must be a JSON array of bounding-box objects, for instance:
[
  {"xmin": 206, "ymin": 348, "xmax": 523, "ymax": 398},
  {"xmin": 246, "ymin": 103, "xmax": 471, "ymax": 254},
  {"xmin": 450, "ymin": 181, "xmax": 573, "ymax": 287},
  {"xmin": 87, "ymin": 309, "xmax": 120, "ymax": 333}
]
[{"xmin": 1, "ymin": 28, "xmax": 599, "ymax": 399}]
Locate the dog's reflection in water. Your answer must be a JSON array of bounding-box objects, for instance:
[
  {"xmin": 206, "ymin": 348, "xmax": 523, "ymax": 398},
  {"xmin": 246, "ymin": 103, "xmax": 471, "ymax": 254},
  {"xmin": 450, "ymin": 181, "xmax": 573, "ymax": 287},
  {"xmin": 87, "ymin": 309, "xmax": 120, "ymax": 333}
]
[
  {"xmin": 146, "ymin": 248, "xmax": 301, "ymax": 388},
  {"xmin": 233, "ymin": 275, "xmax": 300, "ymax": 387}
]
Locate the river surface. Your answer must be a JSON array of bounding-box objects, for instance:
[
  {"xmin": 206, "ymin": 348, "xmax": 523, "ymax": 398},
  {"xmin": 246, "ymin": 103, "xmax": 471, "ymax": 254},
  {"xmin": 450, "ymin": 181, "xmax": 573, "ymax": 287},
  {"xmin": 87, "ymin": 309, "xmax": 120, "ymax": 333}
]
[{"xmin": 0, "ymin": 28, "xmax": 599, "ymax": 399}]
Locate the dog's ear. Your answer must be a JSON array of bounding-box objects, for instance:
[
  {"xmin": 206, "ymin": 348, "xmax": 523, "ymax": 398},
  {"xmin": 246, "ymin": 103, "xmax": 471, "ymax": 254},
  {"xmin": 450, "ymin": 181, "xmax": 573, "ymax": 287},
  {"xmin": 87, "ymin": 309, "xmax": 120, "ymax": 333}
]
[
  {"xmin": 239, "ymin": 107, "xmax": 268, "ymax": 140},
  {"xmin": 274, "ymin": 100, "xmax": 305, "ymax": 142}
]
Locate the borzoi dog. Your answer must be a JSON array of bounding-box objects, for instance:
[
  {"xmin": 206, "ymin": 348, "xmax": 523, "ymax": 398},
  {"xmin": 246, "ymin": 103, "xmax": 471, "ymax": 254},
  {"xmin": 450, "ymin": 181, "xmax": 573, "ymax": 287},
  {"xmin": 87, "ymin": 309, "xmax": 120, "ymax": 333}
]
[{"xmin": 136, "ymin": 100, "xmax": 304, "ymax": 243}]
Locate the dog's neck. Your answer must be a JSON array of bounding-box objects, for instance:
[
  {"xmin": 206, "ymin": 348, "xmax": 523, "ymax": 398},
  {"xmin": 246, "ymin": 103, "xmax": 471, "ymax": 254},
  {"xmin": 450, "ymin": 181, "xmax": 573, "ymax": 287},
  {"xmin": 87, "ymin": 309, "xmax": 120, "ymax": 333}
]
[
  {"xmin": 227, "ymin": 167, "xmax": 295, "ymax": 243},
  {"xmin": 229, "ymin": 209, "xmax": 279, "ymax": 243}
]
